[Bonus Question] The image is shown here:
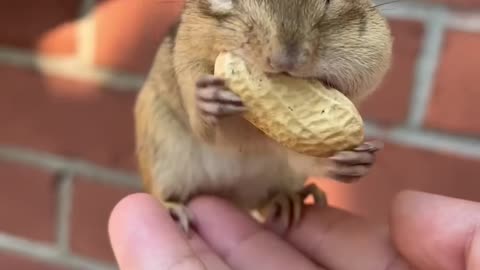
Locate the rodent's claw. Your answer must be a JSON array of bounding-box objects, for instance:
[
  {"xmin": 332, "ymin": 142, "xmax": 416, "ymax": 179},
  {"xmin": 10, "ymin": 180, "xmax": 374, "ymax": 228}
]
[
  {"xmin": 164, "ymin": 202, "xmax": 195, "ymax": 236},
  {"xmin": 299, "ymin": 183, "xmax": 328, "ymax": 207},
  {"xmin": 327, "ymin": 141, "xmax": 383, "ymax": 182},
  {"xmin": 196, "ymin": 75, "xmax": 246, "ymax": 124}
]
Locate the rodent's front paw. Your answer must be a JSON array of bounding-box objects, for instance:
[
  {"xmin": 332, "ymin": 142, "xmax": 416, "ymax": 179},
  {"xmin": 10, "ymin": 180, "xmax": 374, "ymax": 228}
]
[
  {"xmin": 195, "ymin": 75, "xmax": 246, "ymax": 125},
  {"xmin": 327, "ymin": 141, "xmax": 383, "ymax": 183}
]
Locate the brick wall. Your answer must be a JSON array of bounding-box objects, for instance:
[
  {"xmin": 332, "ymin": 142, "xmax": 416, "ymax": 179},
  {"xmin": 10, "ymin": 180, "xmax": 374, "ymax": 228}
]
[{"xmin": 1, "ymin": 0, "xmax": 480, "ymax": 269}]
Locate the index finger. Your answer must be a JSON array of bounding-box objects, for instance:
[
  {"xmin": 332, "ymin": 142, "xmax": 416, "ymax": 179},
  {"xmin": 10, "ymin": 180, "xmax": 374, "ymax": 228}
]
[
  {"xmin": 108, "ymin": 193, "xmax": 231, "ymax": 270},
  {"xmin": 283, "ymin": 204, "xmax": 408, "ymax": 270}
]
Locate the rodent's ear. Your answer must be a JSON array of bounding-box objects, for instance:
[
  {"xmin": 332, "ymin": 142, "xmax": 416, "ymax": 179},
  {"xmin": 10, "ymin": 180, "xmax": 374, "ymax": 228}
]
[{"xmin": 206, "ymin": 0, "xmax": 234, "ymax": 14}]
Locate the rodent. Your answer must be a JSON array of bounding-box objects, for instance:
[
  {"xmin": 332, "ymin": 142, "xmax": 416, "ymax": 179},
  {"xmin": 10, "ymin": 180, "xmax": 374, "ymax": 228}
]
[{"xmin": 134, "ymin": 0, "xmax": 393, "ymax": 233}]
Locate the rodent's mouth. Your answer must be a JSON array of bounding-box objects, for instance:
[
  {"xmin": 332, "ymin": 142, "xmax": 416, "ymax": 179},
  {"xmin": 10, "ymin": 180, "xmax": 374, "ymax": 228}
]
[{"xmin": 268, "ymin": 72, "xmax": 341, "ymax": 92}]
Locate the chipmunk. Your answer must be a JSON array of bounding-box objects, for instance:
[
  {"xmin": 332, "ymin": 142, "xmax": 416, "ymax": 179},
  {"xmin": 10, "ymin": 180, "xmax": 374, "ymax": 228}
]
[{"xmin": 134, "ymin": 0, "xmax": 392, "ymax": 233}]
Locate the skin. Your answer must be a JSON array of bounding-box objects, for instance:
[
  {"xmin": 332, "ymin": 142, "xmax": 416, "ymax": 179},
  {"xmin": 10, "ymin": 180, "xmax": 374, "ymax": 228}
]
[
  {"xmin": 109, "ymin": 190, "xmax": 480, "ymax": 270},
  {"xmin": 134, "ymin": 0, "xmax": 392, "ymax": 233}
]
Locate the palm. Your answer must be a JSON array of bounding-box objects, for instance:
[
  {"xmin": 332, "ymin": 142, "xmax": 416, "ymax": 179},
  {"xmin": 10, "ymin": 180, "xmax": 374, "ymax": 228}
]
[{"xmin": 108, "ymin": 192, "xmax": 480, "ymax": 270}]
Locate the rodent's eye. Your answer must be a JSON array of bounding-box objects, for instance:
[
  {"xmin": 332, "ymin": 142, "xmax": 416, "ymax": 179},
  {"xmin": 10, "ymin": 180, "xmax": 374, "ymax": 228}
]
[{"xmin": 207, "ymin": 0, "xmax": 234, "ymax": 14}]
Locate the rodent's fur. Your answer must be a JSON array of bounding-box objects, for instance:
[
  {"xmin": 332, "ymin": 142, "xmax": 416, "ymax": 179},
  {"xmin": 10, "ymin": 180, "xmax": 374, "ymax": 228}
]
[{"xmin": 135, "ymin": 0, "xmax": 392, "ymax": 222}]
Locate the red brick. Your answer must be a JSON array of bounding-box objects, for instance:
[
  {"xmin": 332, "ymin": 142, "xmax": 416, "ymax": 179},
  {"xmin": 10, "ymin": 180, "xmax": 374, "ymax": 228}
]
[
  {"xmin": 0, "ymin": 0, "xmax": 80, "ymax": 55},
  {"xmin": 0, "ymin": 65, "xmax": 137, "ymax": 171},
  {"xmin": 94, "ymin": 0, "xmax": 184, "ymax": 74},
  {"xmin": 70, "ymin": 178, "xmax": 137, "ymax": 262},
  {"xmin": 311, "ymin": 142, "xmax": 480, "ymax": 223},
  {"xmin": 0, "ymin": 252, "xmax": 67, "ymax": 270},
  {"xmin": 425, "ymin": 30, "xmax": 480, "ymax": 136},
  {"xmin": 359, "ymin": 20, "xmax": 424, "ymax": 126},
  {"xmin": 0, "ymin": 161, "xmax": 56, "ymax": 242}
]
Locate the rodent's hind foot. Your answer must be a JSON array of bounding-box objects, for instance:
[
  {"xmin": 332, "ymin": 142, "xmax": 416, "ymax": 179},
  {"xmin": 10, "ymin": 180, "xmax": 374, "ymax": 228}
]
[
  {"xmin": 163, "ymin": 201, "xmax": 195, "ymax": 236},
  {"xmin": 261, "ymin": 191, "xmax": 303, "ymax": 234},
  {"xmin": 327, "ymin": 140, "xmax": 383, "ymax": 183},
  {"xmin": 259, "ymin": 184, "xmax": 328, "ymax": 235},
  {"xmin": 299, "ymin": 183, "xmax": 328, "ymax": 207},
  {"xmin": 196, "ymin": 74, "xmax": 246, "ymax": 126}
]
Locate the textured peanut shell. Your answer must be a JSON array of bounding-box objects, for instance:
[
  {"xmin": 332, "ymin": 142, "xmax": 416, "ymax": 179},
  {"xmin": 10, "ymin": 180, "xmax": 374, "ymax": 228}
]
[{"xmin": 213, "ymin": 52, "xmax": 365, "ymax": 157}]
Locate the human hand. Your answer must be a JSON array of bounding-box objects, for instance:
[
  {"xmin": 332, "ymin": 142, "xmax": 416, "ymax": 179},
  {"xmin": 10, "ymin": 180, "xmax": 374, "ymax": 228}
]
[{"xmin": 108, "ymin": 190, "xmax": 480, "ymax": 269}]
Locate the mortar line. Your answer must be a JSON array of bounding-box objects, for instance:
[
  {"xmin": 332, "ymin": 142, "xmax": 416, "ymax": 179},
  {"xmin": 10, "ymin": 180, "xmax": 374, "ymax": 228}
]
[
  {"xmin": 0, "ymin": 47, "xmax": 144, "ymax": 91},
  {"xmin": 378, "ymin": 1, "xmax": 441, "ymax": 21},
  {"xmin": 446, "ymin": 11, "xmax": 480, "ymax": 32},
  {"xmin": 365, "ymin": 122, "xmax": 480, "ymax": 160},
  {"xmin": 0, "ymin": 233, "xmax": 117, "ymax": 270},
  {"xmin": 378, "ymin": 1, "xmax": 480, "ymax": 32},
  {"xmin": 0, "ymin": 145, "xmax": 141, "ymax": 188},
  {"xmin": 77, "ymin": 13, "xmax": 96, "ymax": 66},
  {"xmin": 405, "ymin": 7, "xmax": 448, "ymax": 128},
  {"xmin": 55, "ymin": 172, "xmax": 74, "ymax": 254}
]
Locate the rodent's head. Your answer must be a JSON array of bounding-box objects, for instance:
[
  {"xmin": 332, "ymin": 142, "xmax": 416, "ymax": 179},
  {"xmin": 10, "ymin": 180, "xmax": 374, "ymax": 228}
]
[{"xmin": 184, "ymin": 0, "xmax": 393, "ymax": 102}]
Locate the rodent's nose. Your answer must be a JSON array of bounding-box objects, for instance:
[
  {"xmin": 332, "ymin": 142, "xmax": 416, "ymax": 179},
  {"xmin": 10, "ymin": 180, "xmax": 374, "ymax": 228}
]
[
  {"xmin": 267, "ymin": 44, "xmax": 298, "ymax": 72},
  {"xmin": 267, "ymin": 55, "xmax": 296, "ymax": 72}
]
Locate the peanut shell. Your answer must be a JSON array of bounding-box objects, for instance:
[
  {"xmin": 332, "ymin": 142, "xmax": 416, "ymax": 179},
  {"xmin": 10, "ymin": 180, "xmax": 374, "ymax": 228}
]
[{"xmin": 214, "ymin": 52, "xmax": 364, "ymax": 157}]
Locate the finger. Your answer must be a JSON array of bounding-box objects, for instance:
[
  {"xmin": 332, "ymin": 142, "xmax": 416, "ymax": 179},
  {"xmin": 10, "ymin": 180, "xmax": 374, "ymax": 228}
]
[
  {"xmin": 327, "ymin": 164, "xmax": 370, "ymax": 178},
  {"xmin": 285, "ymin": 205, "xmax": 409, "ymax": 270},
  {"xmin": 188, "ymin": 196, "xmax": 322, "ymax": 270},
  {"xmin": 198, "ymin": 101, "xmax": 246, "ymax": 116},
  {"xmin": 197, "ymin": 87, "xmax": 243, "ymax": 104},
  {"xmin": 108, "ymin": 193, "xmax": 231, "ymax": 270},
  {"xmin": 196, "ymin": 75, "xmax": 225, "ymax": 87},
  {"xmin": 354, "ymin": 140, "xmax": 384, "ymax": 152},
  {"xmin": 330, "ymin": 152, "xmax": 374, "ymax": 165},
  {"xmin": 329, "ymin": 151, "xmax": 374, "ymax": 165},
  {"xmin": 391, "ymin": 190, "xmax": 480, "ymax": 270}
]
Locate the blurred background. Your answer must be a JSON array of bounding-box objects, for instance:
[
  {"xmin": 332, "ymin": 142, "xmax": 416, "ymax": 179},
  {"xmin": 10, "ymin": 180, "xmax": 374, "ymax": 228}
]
[{"xmin": 1, "ymin": 0, "xmax": 480, "ymax": 269}]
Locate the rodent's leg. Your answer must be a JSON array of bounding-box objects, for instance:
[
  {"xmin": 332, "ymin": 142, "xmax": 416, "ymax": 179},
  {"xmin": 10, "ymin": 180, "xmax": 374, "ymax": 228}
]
[
  {"xmin": 137, "ymin": 149, "xmax": 195, "ymax": 234},
  {"xmin": 135, "ymin": 87, "xmax": 197, "ymax": 235},
  {"xmin": 326, "ymin": 141, "xmax": 383, "ymax": 183}
]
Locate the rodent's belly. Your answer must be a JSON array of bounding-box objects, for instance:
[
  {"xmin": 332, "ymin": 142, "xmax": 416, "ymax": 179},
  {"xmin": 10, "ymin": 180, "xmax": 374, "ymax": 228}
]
[
  {"xmin": 198, "ymin": 144, "xmax": 305, "ymax": 208},
  {"xmin": 154, "ymin": 139, "xmax": 307, "ymax": 209}
]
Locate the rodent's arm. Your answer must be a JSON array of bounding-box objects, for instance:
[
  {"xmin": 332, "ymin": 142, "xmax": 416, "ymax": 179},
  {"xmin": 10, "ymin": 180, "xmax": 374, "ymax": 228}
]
[
  {"xmin": 286, "ymin": 150, "xmax": 331, "ymax": 178},
  {"xmin": 174, "ymin": 59, "xmax": 216, "ymax": 142},
  {"xmin": 287, "ymin": 142, "xmax": 379, "ymax": 183}
]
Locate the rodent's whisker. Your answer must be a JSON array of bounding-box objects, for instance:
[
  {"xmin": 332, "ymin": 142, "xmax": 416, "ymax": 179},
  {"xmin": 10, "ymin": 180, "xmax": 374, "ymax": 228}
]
[{"xmin": 371, "ymin": 0, "xmax": 405, "ymax": 9}]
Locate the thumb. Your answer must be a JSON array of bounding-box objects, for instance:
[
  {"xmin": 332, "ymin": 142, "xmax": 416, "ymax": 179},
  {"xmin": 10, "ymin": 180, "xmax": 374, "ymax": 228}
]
[{"xmin": 390, "ymin": 190, "xmax": 480, "ymax": 270}]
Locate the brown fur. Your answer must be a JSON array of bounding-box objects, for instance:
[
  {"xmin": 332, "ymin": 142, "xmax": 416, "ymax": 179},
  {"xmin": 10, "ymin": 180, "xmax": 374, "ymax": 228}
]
[{"xmin": 135, "ymin": 0, "xmax": 392, "ymax": 213}]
